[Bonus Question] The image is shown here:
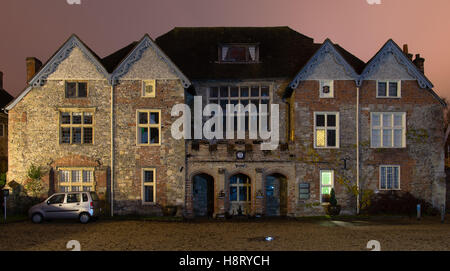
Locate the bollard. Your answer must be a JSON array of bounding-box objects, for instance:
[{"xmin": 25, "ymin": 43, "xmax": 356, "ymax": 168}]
[
  {"xmin": 417, "ymin": 204, "xmax": 421, "ymax": 220},
  {"xmin": 441, "ymin": 205, "xmax": 445, "ymax": 224}
]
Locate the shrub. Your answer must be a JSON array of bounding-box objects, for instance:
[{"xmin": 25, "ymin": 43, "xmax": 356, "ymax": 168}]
[
  {"xmin": 25, "ymin": 164, "xmax": 45, "ymax": 198},
  {"xmin": 366, "ymin": 191, "xmax": 439, "ymax": 216},
  {"xmin": 329, "ymin": 188, "xmax": 337, "ymax": 207}
]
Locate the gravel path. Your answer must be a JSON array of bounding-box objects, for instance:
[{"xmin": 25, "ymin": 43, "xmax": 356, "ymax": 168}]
[{"xmin": 1, "ymin": 217, "xmax": 449, "ymax": 251}]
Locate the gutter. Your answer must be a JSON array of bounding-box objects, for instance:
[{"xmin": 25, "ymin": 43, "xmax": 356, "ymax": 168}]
[
  {"xmin": 110, "ymin": 83, "xmax": 115, "ymax": 217},
  {"xmin": 356, "ymin": 85, "xmax": 360, "ymax": 215}
]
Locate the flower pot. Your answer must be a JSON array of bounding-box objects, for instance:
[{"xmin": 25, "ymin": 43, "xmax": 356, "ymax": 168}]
[{"xmin": 325, "ymin": 205, "xmax": 341, "ymax": 216}]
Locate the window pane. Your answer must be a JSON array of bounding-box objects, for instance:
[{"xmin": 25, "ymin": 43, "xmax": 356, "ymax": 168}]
[
  {"xmin": 229, "ymin": 186, "xmax": 237, "ymax": 201},
  {"xmin": 316, "ymin": 129, "xmax": 326, "ymax": 147},
  {"xmin": 382, "ymin": 114, "xmax": 392, "ymax": 127},
  {"xmin": 139, "ymin": 112, "xmax": 148, "ymax": 124},
  {"xmin": 394, "ymin": 114, "xmax": 403, "ymax": 126},
  {"xmin": 72, "ymin": 170, "xmax": 81, "ymax": 183},
  {"xmin": 61, "ymin": 128, "xmax": 70, "ymax": 143},
  {"xmin": 321, "ymin": 171, "xmax": 332, "ymax": 186},
  {"xmin": 144, "ymin": 186, "xmax": 154, "ymax": 202},
  {"xmin": 382, "ymin": 129, "xmax": 392, "ymax": 147},
  {"xmin": 261, "ymin": 86, "xmax": 270, "ymax": 97},
  {"xmin": 66, "ymin": 82, "xmax": 77, "ymax": 98},
  {"xmin": 230, "ymin": 87, "xmax": 239, "ymax": 97},
  {"xmin": 72, "ymin": 113, "xmax": 82, "ymax": 124},
  {"xmin": 144, "ymin": 170, "xmax": 154, "ymax": 183},
  {"xmin": 61, "ymin": 113, "xmax": 71, "ymax": 124},
  {"xmin": 316, "ymin": 114, "xmax": 325, "ymax": 127},
  {"xmin": 251, "ymin": 86, "xmax": 259, "ymax": 97},
  {"xmin": 240, "ymin": 87, "xmax": 249, "ymax": 97},
  {"xmin": 150, "ymin": 127, "xmax": 159, "ymax": 144},
  {"xmin": 372, "ymin": 129, "xmax": 381, "ymax": 147},
  {"xmin": 67, "ymin": 194, "xmax": 81, "ymax": 203},
  {"xmin": 82, "ymin": 170, "xmax": 93, "ymax": 183},
  {"xmin": 378, "ymin": 82, "xmax": 387, "ymax": 96},
  {"xmin": 83, "ymin": 186, "xmax": 91, "ymax": 192},
  {"xmin": 71, "ymin": 186, "xmax": 80, "ymax": 192},
  {"xmin": 210, "ymin": 87, "xmax": 218, "ymax": 98},
  {"xmin": 394, "ymin": 129, "xmax": 403, "ymax": 147},
  {"xmin": 321, "ymin": 187, "xmax": 331, "ymax": 195},
  {"xmin": 150, "ymin": 112, "xmax": 159, "ymax": 124},
  {"xmin": 83, "ymin": 113, "xmax": 93, "ymax": 124},
  {"xmin": 389, "ymin": 82, "xmax": 398, "ymax": 97},
  {"xmin": 387, "ymin": 167, "xmax": 393, "ymax": 189},
  {"xmin": 380, "ymin": 167, "xmax": 386, "ymax": 189},
  {"xmin": 327, "ymin": 114, "xmax": 336, "ymax": 127},
  {"xmin": 229, "ymin": 176, "xmax": 237, "ymax": 184},
  {"xmin": 78, "ymin": 82, "xmax": 87, "ymax": 97},
  {"xmin": 372, "ymin": 114, "xmax": 381, "ymax": 127},
  {"xmin": 139, "ymin": 127, "xmax": 148, "ymax": 144},
  {"xmin": 72, "ymin": 127, "xmax": 82, "ymax": 144},
  {"xmin": 220, "ymin": 86, "xmax": 228, "ymax": 97},
  {"xmin": 83, "ymin": 127, "xmax": 93, "ymax": 144},
  {"xmin": 327, "ymin": 130, "xmax": 336, "ymax": 147},
  {"xmin": 60, "ymin": 170, "xmax": 70, "ymax": 183},
  {"xmin": 393, "ymin": 167, "xmax": 399, "ymax": 189},
  {"xmin": 239, "ymin": 186, "xmax": 248, "ymax": 201},
  {"xmin": 225, "ymin": 46, "xmax": 246, "ymax": 62}
]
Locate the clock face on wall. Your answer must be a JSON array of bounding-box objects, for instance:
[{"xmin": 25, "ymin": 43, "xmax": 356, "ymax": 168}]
[{"xmin": 236, "ymin": 151, "xmax": 245, "ymax": 159}]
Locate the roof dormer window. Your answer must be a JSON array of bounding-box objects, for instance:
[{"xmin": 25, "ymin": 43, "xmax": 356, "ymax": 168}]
[{"xmin": 219, "ymin": 44, "xmax": 259, "ymax": 63}]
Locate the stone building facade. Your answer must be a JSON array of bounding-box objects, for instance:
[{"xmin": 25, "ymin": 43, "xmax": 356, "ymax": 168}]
[
  {"xmin": 5, "ymin": 27, "xmax": 446, "ymax": 217},
  {"xmin": 0, "ymin": 72, "xmax": 14, "ymax": 173}
]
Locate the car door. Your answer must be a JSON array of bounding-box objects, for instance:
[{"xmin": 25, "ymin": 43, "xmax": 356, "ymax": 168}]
[
  {"xmin": 64, "ymin": 193, "xmax": 82, "ymax": 218},
  {"xmin": 42, "ymin": 194, "xmax": 66, "ymax": 219}
]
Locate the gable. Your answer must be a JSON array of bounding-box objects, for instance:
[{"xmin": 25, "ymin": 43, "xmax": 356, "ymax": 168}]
[
  {"xmin": 289, "ymin": 39, "xmax": 358, "ymax": 89},
  {"xmin": 111, "ymin": 35, "xmax": 191, "ymax": 88},
  {"xmin": 358, "ymin": 40, "xmax": 432, "ymax": 89}
]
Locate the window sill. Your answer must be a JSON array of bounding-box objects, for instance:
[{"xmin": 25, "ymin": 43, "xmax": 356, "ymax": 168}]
[
  {"xmin": 375, "ymin": 96, "xmax": 401, "ymax": 99},
  {"xmin": 137, "ymin": 144, "xmax": 161, "ymax": 147},
  {"xmin": 141, "ymin": 202, "xmax": 157, "ymax": 206}
]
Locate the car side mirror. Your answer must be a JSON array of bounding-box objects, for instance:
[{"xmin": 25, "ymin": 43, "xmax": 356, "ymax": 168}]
[{"xmin": 47, "ymin": 201, "xmax": 51, "ymax": 205}]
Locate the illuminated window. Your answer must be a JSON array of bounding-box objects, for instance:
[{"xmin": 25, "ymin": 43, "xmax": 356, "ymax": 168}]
[
  {"xmin": 320, "ymin": 170, "xmax": 334, "ymax": 203},
  {"xmin": 137, "ymin": 110, "xmax": 161, "ymax": 145},
  {"xmin": 65, "ymin": 81, "xmax": 87, "ymax": 98},
  {"xmin": 377, "ymin": 81, "xmax": 401, "ymax": 98},
  {"xmin": 314, "ymin": 112, "xmax": 339, "ymax": 148},
  {"xmin": 59, "ymin": 110, "xmax": 94, "ymax": 144},
  {"xmin": 142, "ymin": 168, "xmax": 156, "ymax": 204},
  {"xmin": 371, "ymin": 112, "xmax": 406, "ymax": 148},
  {"xmin": 58, "ymin": 168, "xmax": 95, "ymax": 192},
  {"xmin": 219, "ymin": 44, "xmax": 259, "ymax": 63},
  {"xmin": 142, "ymin": 80, "xmax": 156, "ymax": 98},
  {"xmin": 380, "ymin": 165, "xmax": 400, "ymax": 190}
]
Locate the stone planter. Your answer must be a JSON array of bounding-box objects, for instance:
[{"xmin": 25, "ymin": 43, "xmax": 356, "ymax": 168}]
[{"xmin": 324, "ymin": 205, "xmax": 341, "ymax": 216}]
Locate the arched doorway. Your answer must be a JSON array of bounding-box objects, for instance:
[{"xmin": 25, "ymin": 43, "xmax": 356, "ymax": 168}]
[
  {"xmin": 193, "ymin": 173, "xmax": 214, "ymax": 217},
  {"xmin": 265, "ymin": 173, "xmax": 288, "ymax": 216},
  {"xmin": 229, "ymin": 173, "xmax": 251, "ymax": 215}
]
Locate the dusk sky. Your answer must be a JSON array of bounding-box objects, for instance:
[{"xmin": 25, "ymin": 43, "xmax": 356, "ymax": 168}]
[{"xmin": 1, "ymin": 0, "xmax": 449, "ymax": 99}]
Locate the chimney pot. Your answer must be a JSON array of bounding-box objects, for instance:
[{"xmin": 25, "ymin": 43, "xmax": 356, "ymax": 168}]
[
  {"xmin": 26, "ymin": 57, "xmax": 42, "ymax": 83},
  {"xmin": 413, "ymin": 54, "xmax": 425, "ymax": 74}
]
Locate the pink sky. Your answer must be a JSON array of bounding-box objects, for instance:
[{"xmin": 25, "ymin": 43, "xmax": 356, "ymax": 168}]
[{"xmin": 1, "ymin": 0, "xmax": 449, "ymax": 99}]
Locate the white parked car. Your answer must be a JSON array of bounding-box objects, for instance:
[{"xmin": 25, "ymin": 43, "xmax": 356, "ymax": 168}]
[{"xmin": 28, "ymin": 191, "xmax": 101, "ymax": 224}]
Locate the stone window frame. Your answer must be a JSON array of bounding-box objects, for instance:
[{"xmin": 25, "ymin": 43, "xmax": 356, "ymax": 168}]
[
  {"xmin": 320, "ymin": 170, "xmax": 334, "ymax": 203},
  {"xmin": 319, "ymin": 80, "xmax": 334, "ymax": 98},
  {"xmin": 376, "ymin": 80, "xmax": 401, "ymax": 98},
  {"xmin": 313, "ymin": 112, "xmax": 340, "ymax": 149},
  {"xmin": 379, "ymin": 165, "xmax": 401, "ymax": 190},
  {"xmin": 58, "ymin": 108, "xmax": 95, "ymax": 145},
  {"xmin": 57, "ymin": 167, "xmax": 96, "ymax": 192},
  {"xmin": 141, "ymin": 168, "xmax": 157, "ymax": 205},
  {"xmin": 142, "ymin": 79, "xmax": 156, "ymax": 98},
  {"xmin": 207, "ymin": 84, "xmax": 272, "ymax": 134},
  {"xmin": 370, "ymin": 112, "xmax": 406, "ymax": 148},
  {"xmin": 65, "ymin": 81, "xmax": 89, "ymax": 98},
  {"xmin": 0, "ymin": 123, "xmax": 4, "ymax": 137},
  {"xmin": 136, "ymin": 109, "xmax": 162, "ymax": 146}
]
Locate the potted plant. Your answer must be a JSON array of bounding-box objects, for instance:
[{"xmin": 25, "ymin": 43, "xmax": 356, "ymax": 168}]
[{"xmin": 324, "ymin": 188, "xmax": 341, "ymax": 216}]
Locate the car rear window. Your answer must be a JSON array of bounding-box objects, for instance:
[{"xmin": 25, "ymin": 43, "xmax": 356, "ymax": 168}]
[
  {"xmin": 82, "ymin": 193, "xmax": 88, "ymax": 202},
  {"xmin": 90, "ymin": 192, "xmax": 99, "ymax": 201}
]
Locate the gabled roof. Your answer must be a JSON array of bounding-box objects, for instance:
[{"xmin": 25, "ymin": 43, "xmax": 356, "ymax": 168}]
[
  {"xmin": 29, "ymin": 34, "xmax": 110, "ymax": 87},
  {"xmin": 155, "ymin": 27, "xmax": 320, "ymax": 80},
  {"xmin": 357, "ymin": 39, "xmax": 433, "ymax": 89},
  {"xmin": 101, "ymin": 41, "xmax": 138, "ymax": 73},
  {"xmin": 111, "ymin": 34, "xmax": 191, "ymax": 88},
  {"xmin": 289, "ymin": 39, "xmax": 362, "ymax": 89}
]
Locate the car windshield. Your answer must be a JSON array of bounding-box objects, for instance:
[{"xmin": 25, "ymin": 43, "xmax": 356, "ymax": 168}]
[{"xmin": 89, "ymin": 192, "xmax": 99, "ymax": 201}]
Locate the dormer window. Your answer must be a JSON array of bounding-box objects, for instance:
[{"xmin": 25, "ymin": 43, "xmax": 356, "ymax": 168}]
[{"xmin": 219, "ymin": 44, "xmax": 259, "ymax": 63}]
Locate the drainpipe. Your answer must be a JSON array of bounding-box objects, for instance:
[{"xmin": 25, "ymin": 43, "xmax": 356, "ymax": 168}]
[
  {"xmin": 356, "ymin": 85, "xmax": 360, "ymax": 215},
  {"xmin": 110, "ymin": 83, "xmax": 115, "ymax": 217}
]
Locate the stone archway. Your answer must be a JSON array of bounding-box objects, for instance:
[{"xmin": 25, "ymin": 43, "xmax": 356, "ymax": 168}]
[
  {"xmin": 192, "ymin": 173, "xmax": 215, "ymax": 217},
  {"xmin": 265, "ymin": 173, "xmax": 288, "ymax": 216}
]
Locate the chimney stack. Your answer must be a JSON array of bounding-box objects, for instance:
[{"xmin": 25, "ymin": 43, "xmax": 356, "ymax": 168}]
[
  {"xmin": 0, "ymin": 71, "xmax": 3, "ymax": 89},
  {"xmin": 26, "ymin": 57, "xmax": 42, "ymax": 83},
  {"xmin": 403, "ymin": 44, "xmax": 413, "ymax": 61},
  {"xmin": 413, "ymin": 54, "xmax": 425, "ymax": 74}
]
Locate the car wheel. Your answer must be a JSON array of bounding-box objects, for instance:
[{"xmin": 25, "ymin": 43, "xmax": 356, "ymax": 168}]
[
  {"xmin": 31, "ymin": 213, "xmax": 43, "ymax": 224},
  {"xmin": 79, "ymin": 213, "xmax": 90, "ymax": 224}
]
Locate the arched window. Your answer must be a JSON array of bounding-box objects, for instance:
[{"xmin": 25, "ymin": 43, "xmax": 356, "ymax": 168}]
[{"xmin": 229, "ymin": 174, "xmax": 251, "ymax": 203}]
